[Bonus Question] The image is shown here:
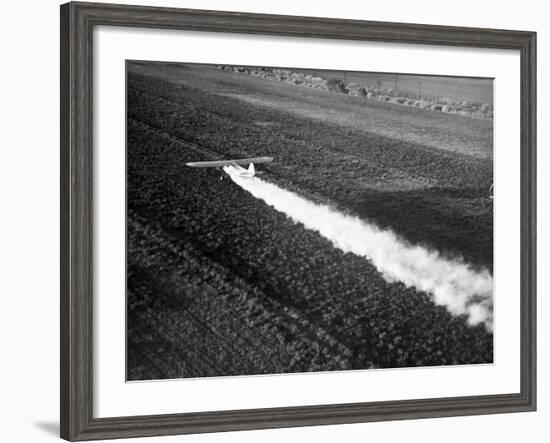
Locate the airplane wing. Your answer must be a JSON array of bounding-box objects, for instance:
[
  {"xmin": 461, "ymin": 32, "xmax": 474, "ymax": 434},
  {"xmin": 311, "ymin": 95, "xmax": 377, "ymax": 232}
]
[{"xmin": 186, "ymin": 157, "xmax": 273, "ymax": 168}]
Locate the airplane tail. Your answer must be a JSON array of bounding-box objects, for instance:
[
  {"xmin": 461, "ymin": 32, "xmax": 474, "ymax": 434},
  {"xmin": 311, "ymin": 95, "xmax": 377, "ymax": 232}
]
[{"xmin": 248, "ymin": 163, "xmax": 255, "ymax": 176}]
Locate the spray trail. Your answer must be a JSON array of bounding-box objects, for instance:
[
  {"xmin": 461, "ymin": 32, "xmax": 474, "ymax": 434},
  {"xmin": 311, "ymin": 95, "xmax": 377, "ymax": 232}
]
[{"xmin": 229, "ymin": 174, "xmax": 493, "ymax": 331}]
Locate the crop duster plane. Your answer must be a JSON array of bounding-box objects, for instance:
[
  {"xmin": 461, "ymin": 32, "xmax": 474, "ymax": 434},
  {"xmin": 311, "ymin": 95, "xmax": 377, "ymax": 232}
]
[{"xmin": 186, "ymin": 157, "xmax": 273, "ymax": 179}]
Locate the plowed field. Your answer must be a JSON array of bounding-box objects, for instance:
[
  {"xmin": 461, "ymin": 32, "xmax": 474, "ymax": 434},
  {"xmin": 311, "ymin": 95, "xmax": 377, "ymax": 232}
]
[{"xmin": 127, "ymin": 62, "xmax": 493, "ymax": 380}]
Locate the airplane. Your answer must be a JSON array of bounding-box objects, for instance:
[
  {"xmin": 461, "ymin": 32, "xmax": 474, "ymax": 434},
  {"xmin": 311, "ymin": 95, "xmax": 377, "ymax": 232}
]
[{"xmin": 186, "ymin": 157, "xmax": 273, "ymax": 179}]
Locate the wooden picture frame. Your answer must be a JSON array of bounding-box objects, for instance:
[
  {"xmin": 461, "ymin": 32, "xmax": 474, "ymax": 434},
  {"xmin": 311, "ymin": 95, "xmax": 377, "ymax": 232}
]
[{"xmin": 60, "ymin": 1, "xmax": 536, "ymax": 440}]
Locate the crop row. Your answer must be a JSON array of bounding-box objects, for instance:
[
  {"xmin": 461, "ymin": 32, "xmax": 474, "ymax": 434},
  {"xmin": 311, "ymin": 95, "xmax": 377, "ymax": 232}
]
[
  {"xmin": 127, "ymin": 101, "xmax": 493, "ymax": 380},
  {"xmin": 128, "ymin": 72, "xmax": 493, "ymax": 270}
]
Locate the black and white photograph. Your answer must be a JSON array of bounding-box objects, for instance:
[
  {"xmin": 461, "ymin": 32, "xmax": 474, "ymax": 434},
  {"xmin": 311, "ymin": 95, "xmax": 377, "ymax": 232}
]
[
  {"xmin": 2, "ymin": 0, "xmax": 544, "ymax": 441},
  {"xmin": 126, "ymin": 61, "xmax": 494, "ymax": 381}
]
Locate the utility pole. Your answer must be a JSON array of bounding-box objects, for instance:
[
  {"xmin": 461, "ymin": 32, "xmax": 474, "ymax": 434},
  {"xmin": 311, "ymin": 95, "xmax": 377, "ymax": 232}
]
[
  {"xmin": 418, "ymin": 82, "xmax": 422, "ymax": 99},
  {"xmin": 394, "ymin": 74, "xmax": 398, "ymax": 95}
]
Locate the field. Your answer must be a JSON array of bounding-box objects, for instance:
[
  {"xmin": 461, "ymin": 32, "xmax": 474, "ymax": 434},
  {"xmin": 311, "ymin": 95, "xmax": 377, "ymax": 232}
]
[
  {"xmin": 293, "ymin": 68, "xmax": 493, "ymax": 104},
  {"xmin": 127, "ymin": 62, "xmax": 493, "ymax": 380}
]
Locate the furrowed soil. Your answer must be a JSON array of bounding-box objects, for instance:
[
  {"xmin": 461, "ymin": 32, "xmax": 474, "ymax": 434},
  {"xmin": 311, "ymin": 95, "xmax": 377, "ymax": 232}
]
[{"xmin": 127, "ymin": 63, "xmax": 493, "ymax": 380}]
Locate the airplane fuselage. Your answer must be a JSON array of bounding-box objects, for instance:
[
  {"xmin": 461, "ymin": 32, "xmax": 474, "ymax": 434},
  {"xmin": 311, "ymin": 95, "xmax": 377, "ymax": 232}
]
[{"xmin": 223, "ymin": 163, "xmax": 255, "ymax": 178}]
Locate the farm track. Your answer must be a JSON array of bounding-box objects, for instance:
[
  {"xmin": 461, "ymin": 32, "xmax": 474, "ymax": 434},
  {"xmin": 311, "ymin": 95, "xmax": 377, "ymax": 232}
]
[{"xmin": 126, "ymin": 70, "xmax": 494, "ymax": 379}]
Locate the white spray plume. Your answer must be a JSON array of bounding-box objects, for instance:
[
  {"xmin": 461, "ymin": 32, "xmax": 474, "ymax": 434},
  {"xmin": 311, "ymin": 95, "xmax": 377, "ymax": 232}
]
[{"xmin": 229, "ymin": 174, "xmax": 493, "ymax": 331}]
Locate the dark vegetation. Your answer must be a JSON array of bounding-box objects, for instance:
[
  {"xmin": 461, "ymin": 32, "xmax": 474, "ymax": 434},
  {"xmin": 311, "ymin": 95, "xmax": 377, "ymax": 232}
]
[
  {"xmin": 127, "ymin": 67, "xmax": 493, "ymax": 380},
  {"xmin": 128, "ymin": 70, "xmax": 493, "ymax": 271}
]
